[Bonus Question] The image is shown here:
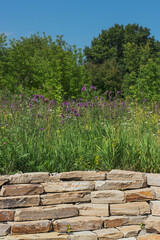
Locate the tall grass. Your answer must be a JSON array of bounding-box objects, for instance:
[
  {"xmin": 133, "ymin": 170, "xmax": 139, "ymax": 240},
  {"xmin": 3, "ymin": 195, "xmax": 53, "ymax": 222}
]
[{"xmin": 0, "ymin": 92, "xmax": 159, "ymax": 174}]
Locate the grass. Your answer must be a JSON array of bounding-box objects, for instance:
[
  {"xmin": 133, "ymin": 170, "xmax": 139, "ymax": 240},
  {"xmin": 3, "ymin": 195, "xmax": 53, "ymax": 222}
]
[{"xmin": 0, "ymin": 91, "xmax": 159, "ymax": 174}]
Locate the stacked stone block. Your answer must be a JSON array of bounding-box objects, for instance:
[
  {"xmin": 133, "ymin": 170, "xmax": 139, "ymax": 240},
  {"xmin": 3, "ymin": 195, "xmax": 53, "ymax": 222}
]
[{"xmin": 0, "ymin": 170, "xmax": 159, "ymax": 239}]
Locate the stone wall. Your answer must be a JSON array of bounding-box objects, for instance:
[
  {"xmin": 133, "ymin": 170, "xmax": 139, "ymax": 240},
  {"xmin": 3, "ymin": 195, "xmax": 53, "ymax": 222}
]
[{"xmin": 0, "ymin": 169, "xmax": 160, "ymax": 240}]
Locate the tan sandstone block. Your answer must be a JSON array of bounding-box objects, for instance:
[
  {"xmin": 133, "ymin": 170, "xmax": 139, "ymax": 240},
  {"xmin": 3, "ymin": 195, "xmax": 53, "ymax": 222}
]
[
  {"xmin": 0, "ymin": 224, "xmax": 11, "ymax": 236},
  {"xmin": 0, "ymin": 176, "xmax": 9, "ymax": 186},
  {"xmin": 42, "ymin": 181, "xmax": 95, "ymax": 193},
  {"xmin": 91, "ymin": 190, "xmax": 124, "ymax": 204},
  {"xmin": 95, "ymin": 180, "xmax": 146, "ymax": 191},
  {"xmin": 53, "ymin": 216, "xmax": 103, "ymax": 233},
  {"xmin": 110, "ymin": 202, "xmax": 150, "ymax": 215},
  {"xmin": 138, "ymin": 234, "xmax": 160, "ymax": 240},
  {"xmin": 1, "ymin": 184, "xmax": 44, "ymax": 196},
  {"xmin": 3, "ymin": 232, "xmax": 69, "ymax": 240},
  {"xmin": 125, "ymin": 188, "xmax": 155, "ymax": 202},
  {"xmin": 93, "ymin": 228, "xmax": 123, "ymax": 240},
  {"xmin": 11, "ymin": 220, "xmax": 52, "ymax": 234},
  {"xmin": 0, "ymin": 209, "xmax": 14, "ymax": 221},
  {"xmin": 9, "ymin": 172, "xmax": 50, "ymax": 184},
  {"xmin": 147, "ymin": 174, "xmax": 160, "ymax": 187},
  {"xmin": 103, "ymin": 216, "xmax": 129, "ymax": 228},
  {"xmin": 128, "ymin": 216, "xmax": 147, "ymax": 225},
  {"xmin": 77, "ymin": 203, "xmax": 109, "ymax": 217},
  {"xmin": 59, "ymin": 171, "xmax": 106, "ymax": 181},
  {"xmin": 107, "ymin": 170, "xmax": 146, "ymax": 182},
  {"xmin": 41, "ymin": 191, "xmax": 91, "ymax": 205},
  {"xmin": 117, "ymin": 225, "xmax": 141, "ymax": 238},
  {"xmin": 151, "ymin": 201, "xmax": 160, "ymax": 216},
  {"xmin": 145, "ymin": 216, "xmax": 160, "ymax": 233},
  {"xmin": 14, "ymin": 205, "xmax": 78, "ymax": 221},
  {"xmin": 69, "ymin": 231, "xmax": 97, "ymax": 240},
  {"xmin": 0, "ymin": 195, "xmax": 40, "ymax": 209}
]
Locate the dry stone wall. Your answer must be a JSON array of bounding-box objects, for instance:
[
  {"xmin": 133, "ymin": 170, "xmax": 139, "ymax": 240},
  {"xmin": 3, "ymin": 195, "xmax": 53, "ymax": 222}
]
[{"xmin": 0, "ymin": 170, "xmax": 160, "ymax": 240}]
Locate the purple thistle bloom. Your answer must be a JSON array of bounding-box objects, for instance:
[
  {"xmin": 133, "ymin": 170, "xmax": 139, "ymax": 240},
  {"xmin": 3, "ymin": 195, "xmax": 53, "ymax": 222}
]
[
  {"xmin": 29, "ymin": 104, "xmax": 32, "ymax": 108},
  {"xmin": 45, "ymin": 99, "xmax": 49, "ymax": 102},
  {"xmin": 41, "ymin": 128, "xmax": 44, "ymax": 131},
  {"xmin": 61, "ymin": 120, "xmax": 65, "ymax": 124},
  {"xmin": 117, "ymin": 91, "xmax": 121, "ymax": 94},
  {"xmin": 90, "ymin": 85, "xmax": 97, "ymax": 90},
  {"xmin": 100, "ymin": 97, "xmax": 103, "ymax": 100},
  {"xmin": 95, "ymin": 96, "xmax": 97, "ymax": 99},
  {"xmin": 109, "ymin": 91, "xmax": 113, "ymax": 94},
  {"xmin": 40, "ymin": 95, "xmax": 45, "ymax": 100},
  {"xmin": 50, "ymin": 100, "xmax": 54, "ymax": 104},
  {"xmin": 37, "ymin": 113, "xmax": 41, "ymax": 118},
  {"xmin": 19, "ymin": 94, "xmax": 22, "ymax": 97},
  {"xmin": 81, "ymin": 85, "xmax": 86, "ymax": 92},
  {"xmin": 61, "ymin": 113, "xmax": 64, "ymax": 118},
  {"xmin": 11, "ymin": 104, "xmax": 14, "ymax": 108},
  {"xmin": 75, "ymin": 113, "xmax": 80, "ymax": 117},
  {"xmin": 67, "ymin": 102, "xmax": 70, "ymax": 106}
]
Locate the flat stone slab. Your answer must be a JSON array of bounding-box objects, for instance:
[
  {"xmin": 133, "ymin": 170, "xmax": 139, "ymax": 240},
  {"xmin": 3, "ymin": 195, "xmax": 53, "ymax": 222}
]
[
  {"xmin": 14, "ymin": 205, "xmax": 78, "ymax": 221},
  {"xmin": 2, "ymin": 232, "xmax": 69, "ymax": 239},
  {"xmin": 151, "ymin": 201, "xmax": 160, "ymax": 216},
  {"xmin": 11, "ymin": 220, "xmax": 52, "ymax": 234},
  {"xmin": 9, "ymin": 172, "xmax": 50, "ymax": 184},
  {"xmin": 1, "ymin": 184, "xmax": 44, "ymax": 196},
  {"xmin": 41, "ymin": 191, "xmax": 91, "ymax": 205},
  {"xmin": 93, "ymin": 228, "xmax": 123, "ymax": 240},
  {"xmin": 0, "ymin": 224, "xmax": 11, "ymax": 236},
  {"xmin": 0, "ymin": 195, "xmax": 40, "ymax": 209},
  {"xmin": 69, "ymin": 231, "xmax": 97, "ymax": 240},
  {"xmin": 77, "ymin": 203, "xmax": 109, "ymax": 217},
  {"xmin": 95, "ymin": 180, "xmax": 146, "ymax": 191},
  {"xmin": 117, "ymin": 225, "xmax": 141, "ymax": 238},
  {"xmin": 0, "ymin": 209, "xmax": 14, "ymax": 221},
  {"xmin": 147, "ymin": 174, "xmax": 160, "ymax": 187},
  {"xmin": 53, "ymin": 216, "xmax": 103, "ymax": 233},
  {"xmin": 107, "ymin": 170, "xmax": 146, "ymax": 182},
  {"xmin": 124, "ymin": 188, "xmax": 155, "ymax": 202},
  {"xmin": 91, "ymin": 190, "xmax": 124, "ymax": 204},
  {"xmin": 117, "ymin": 238, "xmax": 136, "ymax": 240},
  {"xmin": 42, "ymin": 181, "xmax": 95, "ymax": 193},
  {"xmin": 145, "ymin": 216, "xmax": 160, "ymax": 233},
  {"xmin": 110, "ymin": 202, "xmax": 150, "ymax": 215},
  {"xmin": 103, "ymin": 216, "xmax": 129, "ymax": 228},
  {"xmin": 59, "ymin": 171, "xmax": 106, "ymax": 181}
]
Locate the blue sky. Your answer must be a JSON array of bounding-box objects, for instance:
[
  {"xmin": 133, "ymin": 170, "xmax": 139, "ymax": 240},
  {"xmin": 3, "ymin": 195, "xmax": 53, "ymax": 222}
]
[{"xmin": 1, "ymin": 0, "xmax": 160, "ymax": 49}]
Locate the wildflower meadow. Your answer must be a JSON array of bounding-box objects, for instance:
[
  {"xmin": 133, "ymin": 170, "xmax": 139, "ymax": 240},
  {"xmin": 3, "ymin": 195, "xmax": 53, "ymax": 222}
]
[{"xmin": 0, "ymin": 86, "xmax": 159, "ymax": 174}]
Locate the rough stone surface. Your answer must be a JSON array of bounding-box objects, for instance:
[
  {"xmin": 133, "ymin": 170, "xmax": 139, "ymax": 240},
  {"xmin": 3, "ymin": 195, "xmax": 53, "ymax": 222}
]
[
  {"xmin": 42, "ymin": 181, "xmax": 95, "ymax": 193},
  {"xmin": 0, "ymin": 209, "xmax": 14, "ymax": 221},
  {"xmin": 11, "ymin": 220, "xmax": 52, "ymax": 234},
  {"xmin": 41, "ymin": 191, "xmax": 91, "ymax": 205},
  {"xmin": 110, "ymin": 202, "xmax": 150, "ymax": 215},
  {"xmin": 0, "ymin": 176, "xmax": 9, "ymax": 186},
  {"xmin": 128, "ymin": 216, "xmax": 147, "ymax": 225},
  {"xmin": 53, "ymin": 216, "xmax": 103, "ymax": 233},
  {"xmin": 151, "ymin": 187, "xmax": 160, "ymax": 200},
  {"xmin": 145, "ymin": 216, "xmax": 160, "ymax": 233},
  {"xmin": 91, "ymin": 190, "xmax": 124, "ymax": 204},
  {"xmin": 0, "ymin": 224, "xmax": 11, "ymax": 236},
  {"xmin": 59, "ymin": 171, "xmax": 106, "ymax": 181},
  {"xmin": 147, "ymin": 174, "xmax": 160, "ymax": 187},
  {"xmin": 9, "ymin": 172, "xmax": 50, "ymax": 184},
  {"xmin": 3, "ymin": 232, "xmax": 69, "ymax": 239},
  {"xmin": 1, "ymin": 184, "xmax": 44, "ymax": 196},
  {"xmin": 125, "ymin": 188, "xmax": 155, "ymax": 202},
  {"xmin": 107, "ymin": 170, "xmax": 146, "ymax": 182},
  {"xmin": 117, "ymin": 225, "xmax": 141, "ymax": 238},
  {"xmin": 138, "ymin": 234, "xmax": 160, "ymax": 239},
  {"xmin": 103, "ymin": 216, "xmax": 129, "ymax": 228},
  {"xmin": 95, "ymin": 180, "xmax": 146, "ymax": 191},
  {"xmin": 77, "ymin": 203, "xmax": 109, "ymax": 217},
  {"xmin": 117, "ymin": 238, "xmax": 136, "ymax": 240},
  {"xmin": 151, "ymin": 201, "xmax": 160, "ymax": 216},
  {"xmin": 14, "ymin": 205, "xmax": 78, "ymax": 221},
  {"xmin": 0, "ymin": 195, "xmax": 40, "ymax": 208},
  {"xmin": 69, "ymin": 231, "xmax": 97, "ymax": 240},
  {"xmin": 93, "ymin": 228, "xmax": 123, "ymax": 240},
  {"xmin": 0, "ymin": 195, "xmax": 40, "ymax": 209}
]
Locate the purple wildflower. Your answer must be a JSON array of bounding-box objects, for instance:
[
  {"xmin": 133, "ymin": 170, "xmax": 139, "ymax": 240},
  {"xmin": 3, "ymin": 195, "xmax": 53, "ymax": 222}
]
[
  {"xmin": 81, "ymin": 85, "xmax": 86, "ymax": 92},
  {"xmin": 41, "ymin": 128, "xmax": 44, "ymax": 131},
  {"xmin": 11, "ymin": 104, "xmax": 13, "ymax": 108},
  {"xmin": 117, "ymin": 91, "xmax": 121, "ymax": 94}
]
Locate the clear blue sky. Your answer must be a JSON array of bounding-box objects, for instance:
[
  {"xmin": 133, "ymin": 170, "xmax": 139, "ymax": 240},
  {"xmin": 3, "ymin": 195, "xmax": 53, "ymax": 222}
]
[{"xmin": 1, "ymin": 0, "xmax": 160, "ymax": 49}]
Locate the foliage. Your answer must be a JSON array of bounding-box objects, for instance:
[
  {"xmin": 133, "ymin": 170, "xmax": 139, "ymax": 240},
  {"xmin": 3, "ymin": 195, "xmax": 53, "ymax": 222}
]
[{"xmin": 0, "ymin": 91, "xmax": 159, "ymax": 174}]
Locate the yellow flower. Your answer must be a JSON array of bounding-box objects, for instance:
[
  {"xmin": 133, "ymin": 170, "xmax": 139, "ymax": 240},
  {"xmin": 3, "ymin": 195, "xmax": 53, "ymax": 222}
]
[{"xmin": 1, "ymin": 127, "xmax": 4, "ymax": 129}]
